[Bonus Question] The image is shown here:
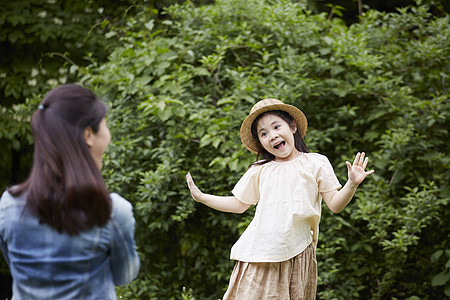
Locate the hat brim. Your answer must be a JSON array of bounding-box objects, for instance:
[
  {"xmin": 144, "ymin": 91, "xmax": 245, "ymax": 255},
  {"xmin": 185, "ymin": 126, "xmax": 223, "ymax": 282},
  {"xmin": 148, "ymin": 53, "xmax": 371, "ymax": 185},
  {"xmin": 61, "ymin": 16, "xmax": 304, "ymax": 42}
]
[{"xmin": 240, "ymin": 103, "xmax": 307, "ymax": 154}]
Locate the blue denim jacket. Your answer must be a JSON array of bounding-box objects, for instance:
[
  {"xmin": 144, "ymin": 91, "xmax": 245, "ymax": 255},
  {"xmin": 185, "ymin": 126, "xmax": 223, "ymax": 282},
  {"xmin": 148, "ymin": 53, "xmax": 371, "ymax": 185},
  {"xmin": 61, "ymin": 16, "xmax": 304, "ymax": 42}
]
[{"xmin": 0, "ymin": 191, "xmax": 140, "ymax": 300}]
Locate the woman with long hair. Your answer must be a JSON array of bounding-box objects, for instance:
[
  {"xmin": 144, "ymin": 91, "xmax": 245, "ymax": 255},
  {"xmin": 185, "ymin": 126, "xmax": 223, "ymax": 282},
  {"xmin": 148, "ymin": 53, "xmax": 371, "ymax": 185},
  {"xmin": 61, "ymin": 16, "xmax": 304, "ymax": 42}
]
[{"xmin": 0, "ymin": 84, "xmax": 140, "ymax": 299}]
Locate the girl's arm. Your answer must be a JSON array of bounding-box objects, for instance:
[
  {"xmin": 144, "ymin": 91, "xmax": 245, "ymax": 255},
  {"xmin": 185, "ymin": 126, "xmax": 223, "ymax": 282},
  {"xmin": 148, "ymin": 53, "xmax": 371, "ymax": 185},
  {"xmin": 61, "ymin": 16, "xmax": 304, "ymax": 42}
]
[
  {"xmin": 322, "ymin": 152, "xmax": 374, "ymax": 213},
  {"xmin": 186, "ymin": 173, "xmax": 251, "ymax": 214},
  {"xmin": 186, "ymin": 173, "xmax": 250, "ymax": 214}
]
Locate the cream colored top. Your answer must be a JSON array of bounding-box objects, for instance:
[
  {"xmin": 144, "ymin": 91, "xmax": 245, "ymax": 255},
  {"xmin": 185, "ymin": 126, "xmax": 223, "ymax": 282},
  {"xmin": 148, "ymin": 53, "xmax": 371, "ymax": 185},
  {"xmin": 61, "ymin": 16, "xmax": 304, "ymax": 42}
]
[{"xmin": 230, "ymin": 153, "xmax": 341, "ymax": 262}]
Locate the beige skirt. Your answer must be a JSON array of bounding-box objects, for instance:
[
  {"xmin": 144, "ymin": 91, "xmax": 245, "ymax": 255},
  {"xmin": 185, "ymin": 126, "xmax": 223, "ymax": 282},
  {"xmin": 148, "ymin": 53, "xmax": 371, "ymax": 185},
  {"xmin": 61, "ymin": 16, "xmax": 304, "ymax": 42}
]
[{"xmin": 223, "ymin": 243, "xmax": 317, "ymax": 300}]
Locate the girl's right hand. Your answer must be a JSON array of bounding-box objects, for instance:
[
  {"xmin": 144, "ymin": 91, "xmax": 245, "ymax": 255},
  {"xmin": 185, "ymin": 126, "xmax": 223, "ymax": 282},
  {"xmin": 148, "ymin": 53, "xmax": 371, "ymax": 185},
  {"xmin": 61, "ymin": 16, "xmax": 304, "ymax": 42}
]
[
  {"xmin": 186, "ymin": 173, "xmax": 251, "ymax": 213},
  {"xmin": 186, "ymin": 173, "xmax": 203, "ymax": 202}
]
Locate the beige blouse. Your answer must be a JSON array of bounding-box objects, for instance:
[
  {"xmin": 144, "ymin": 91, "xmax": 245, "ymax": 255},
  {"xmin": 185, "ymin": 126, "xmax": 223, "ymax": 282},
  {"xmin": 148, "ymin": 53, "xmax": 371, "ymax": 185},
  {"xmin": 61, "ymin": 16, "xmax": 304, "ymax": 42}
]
[{"xmin": 230, "ymin": 153, "xmax": 341, "ymax": 262}]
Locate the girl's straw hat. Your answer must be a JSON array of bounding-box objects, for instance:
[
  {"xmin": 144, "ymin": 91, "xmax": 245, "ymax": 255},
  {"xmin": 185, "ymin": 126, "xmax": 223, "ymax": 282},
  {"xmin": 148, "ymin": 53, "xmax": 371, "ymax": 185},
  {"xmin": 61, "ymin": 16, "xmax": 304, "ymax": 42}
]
[{"xmin": 240, "ymin": 98, "xmax": 308, "ymax": 154}]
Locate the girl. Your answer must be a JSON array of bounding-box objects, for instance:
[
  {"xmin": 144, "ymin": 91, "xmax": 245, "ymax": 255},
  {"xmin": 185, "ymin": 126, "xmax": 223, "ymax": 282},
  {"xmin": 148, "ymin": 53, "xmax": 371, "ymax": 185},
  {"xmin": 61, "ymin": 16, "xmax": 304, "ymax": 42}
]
[
  {"xmin": 186, "ymin": 98, "xmax": 374, "ymax": 299},
  {"xmin": 0, "ymin": 84, "xmax": 140, "ymax": 299}
]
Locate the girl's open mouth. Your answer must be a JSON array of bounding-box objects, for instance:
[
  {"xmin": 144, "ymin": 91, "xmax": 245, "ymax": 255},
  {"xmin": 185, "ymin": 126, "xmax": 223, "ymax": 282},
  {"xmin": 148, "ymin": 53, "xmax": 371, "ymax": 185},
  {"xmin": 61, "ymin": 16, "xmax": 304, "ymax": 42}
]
[{"xmin": 274, "ymin": 141, "xmax": 285, "ymax": 149}]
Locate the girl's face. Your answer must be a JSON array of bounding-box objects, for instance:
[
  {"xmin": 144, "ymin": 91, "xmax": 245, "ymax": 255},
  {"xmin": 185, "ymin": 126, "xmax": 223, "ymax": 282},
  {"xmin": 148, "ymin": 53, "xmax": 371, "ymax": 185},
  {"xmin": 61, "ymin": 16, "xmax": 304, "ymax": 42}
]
[
  {"xmin": 85, "ymin": 118, "xmax": 111, "ymax": 170},
  {"xmin": 256, "ymin": 113, "xmax": 301, "ymax": 162}
]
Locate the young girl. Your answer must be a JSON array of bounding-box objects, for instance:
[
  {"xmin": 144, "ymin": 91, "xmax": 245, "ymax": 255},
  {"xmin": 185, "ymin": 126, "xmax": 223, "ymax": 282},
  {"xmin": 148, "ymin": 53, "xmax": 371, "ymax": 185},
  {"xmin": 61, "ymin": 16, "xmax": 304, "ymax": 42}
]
[
  {"xmin": 186, "ymin": 98, "xmax": 374, "ymax": 299},
  {"xmin": 0, "ymin": 84, "xmax": 140, "ymax": 299}
]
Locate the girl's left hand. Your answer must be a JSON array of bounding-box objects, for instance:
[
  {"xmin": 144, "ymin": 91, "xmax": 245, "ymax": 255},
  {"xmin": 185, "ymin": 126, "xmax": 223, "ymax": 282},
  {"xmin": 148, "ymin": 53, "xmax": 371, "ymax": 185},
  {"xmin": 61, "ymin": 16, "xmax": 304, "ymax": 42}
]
[{"xmin": 346, "ymin": 152, "xmax": 375, "ymax": 186}]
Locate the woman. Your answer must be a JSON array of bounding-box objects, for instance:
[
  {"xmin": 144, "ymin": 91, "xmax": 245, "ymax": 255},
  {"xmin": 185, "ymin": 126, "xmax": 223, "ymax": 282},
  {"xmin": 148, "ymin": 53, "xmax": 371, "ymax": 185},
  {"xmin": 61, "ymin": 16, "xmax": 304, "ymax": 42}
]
[{"xmin": 0, "ymin": 84, "xmax": 140, "ymax": 299}]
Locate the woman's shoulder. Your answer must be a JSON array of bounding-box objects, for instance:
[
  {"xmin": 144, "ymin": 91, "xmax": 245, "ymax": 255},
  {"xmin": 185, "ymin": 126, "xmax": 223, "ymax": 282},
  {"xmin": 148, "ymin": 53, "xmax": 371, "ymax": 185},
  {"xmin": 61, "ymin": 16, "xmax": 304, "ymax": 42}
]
[
  {"xmin": 110, "ymin": 192, "xmax": 130, "ymax": 205},
  {"xmin": 110, "ymin": 193, "xmax": 134, "ymax": 221},
  {"xmin": 0, "ymin": 188, "xmax": 25, "ymax": 207},
  {"xmin": 1, "ymin": 189, "xmax": 12, "ymax": 200},
  {"xmin": 0, "ymin": 190, "xmax": 12, "ymax": 209}
]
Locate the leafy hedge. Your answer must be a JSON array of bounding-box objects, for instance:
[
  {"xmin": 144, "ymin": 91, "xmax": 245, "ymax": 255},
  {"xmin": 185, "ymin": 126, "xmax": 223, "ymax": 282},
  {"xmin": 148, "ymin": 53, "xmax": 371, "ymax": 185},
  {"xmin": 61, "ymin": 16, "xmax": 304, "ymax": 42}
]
[{"xmin": 4, "ymin": 0, "xmax": 450, "ymax": 299}]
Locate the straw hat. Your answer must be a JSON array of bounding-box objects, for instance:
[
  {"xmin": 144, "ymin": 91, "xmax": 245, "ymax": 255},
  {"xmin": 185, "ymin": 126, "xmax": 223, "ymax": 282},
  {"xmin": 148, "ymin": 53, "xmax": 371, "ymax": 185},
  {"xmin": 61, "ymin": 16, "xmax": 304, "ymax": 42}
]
[{"xmin": 240, "ymin": 98, "xmax": 308, "ymax": 154}]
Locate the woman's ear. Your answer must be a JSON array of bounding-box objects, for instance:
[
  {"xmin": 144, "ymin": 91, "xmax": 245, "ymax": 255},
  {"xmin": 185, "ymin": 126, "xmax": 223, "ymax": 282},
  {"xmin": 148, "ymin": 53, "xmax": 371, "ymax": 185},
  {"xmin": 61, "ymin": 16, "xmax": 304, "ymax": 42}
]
[{"xmin": 84, "ymin": 127, "xmax": 94, "ymax": 148}]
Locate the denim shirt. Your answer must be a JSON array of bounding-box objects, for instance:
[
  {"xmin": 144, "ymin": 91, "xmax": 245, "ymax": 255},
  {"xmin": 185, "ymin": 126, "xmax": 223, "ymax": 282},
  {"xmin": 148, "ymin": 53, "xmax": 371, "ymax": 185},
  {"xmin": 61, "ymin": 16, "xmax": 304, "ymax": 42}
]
[{"xmin": 0, "ymin": 191, "xmax": 140, "ymax": 300}]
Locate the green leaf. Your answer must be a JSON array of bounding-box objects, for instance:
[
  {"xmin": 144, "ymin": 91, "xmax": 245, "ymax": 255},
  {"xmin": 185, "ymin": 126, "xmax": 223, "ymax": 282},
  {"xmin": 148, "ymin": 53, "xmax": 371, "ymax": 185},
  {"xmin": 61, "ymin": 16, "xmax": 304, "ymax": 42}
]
[{"xmin": 432, "ymin": 271, "xmax": 450, "ymax": 286}]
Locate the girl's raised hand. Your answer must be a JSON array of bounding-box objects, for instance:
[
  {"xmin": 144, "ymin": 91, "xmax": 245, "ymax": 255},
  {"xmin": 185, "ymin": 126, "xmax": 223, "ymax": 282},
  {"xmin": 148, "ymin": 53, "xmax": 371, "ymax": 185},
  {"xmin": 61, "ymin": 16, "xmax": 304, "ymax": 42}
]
[
  {"xmin": 345, "ymin": 152, "xmax": 375, "ymax": 186},
  {"xmin": 186, "ymin": 173, "xmax": 203, "ymax": 202}
]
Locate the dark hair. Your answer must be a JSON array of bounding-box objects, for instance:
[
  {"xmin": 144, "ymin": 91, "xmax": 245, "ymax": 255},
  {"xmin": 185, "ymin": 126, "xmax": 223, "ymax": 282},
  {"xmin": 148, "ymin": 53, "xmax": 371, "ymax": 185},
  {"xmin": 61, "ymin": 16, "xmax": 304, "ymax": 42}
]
[
  {"xmin": 250, "ymin": 110, "xmax": 309, "ymax": 166},
  {"xmin": 9, "ymin": 84, "xmax": 112, "ymax": 235}
]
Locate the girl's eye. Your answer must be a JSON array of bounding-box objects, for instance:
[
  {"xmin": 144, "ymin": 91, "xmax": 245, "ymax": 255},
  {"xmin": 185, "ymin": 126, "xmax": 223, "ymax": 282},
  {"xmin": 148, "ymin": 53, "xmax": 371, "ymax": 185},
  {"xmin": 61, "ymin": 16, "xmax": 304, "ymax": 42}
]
[
  {"xmin": 274, "ymin": 125, "xmax": 280, "ymax": 130},
  {"xmin": 260, "ymin": 132, "xmax": 267, "ymax": 137}
]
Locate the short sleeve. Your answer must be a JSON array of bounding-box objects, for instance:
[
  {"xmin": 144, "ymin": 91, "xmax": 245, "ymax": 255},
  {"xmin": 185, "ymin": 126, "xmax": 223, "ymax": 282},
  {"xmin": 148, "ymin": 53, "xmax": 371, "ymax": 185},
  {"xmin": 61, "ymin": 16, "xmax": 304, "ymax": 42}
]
[
  {"xmin": 317, "ymin": 157, "xmax": 342, "ymax": 193},
  {"xmin": 232, "ymin": 165, "xmax": 262, "ymax": 205}
]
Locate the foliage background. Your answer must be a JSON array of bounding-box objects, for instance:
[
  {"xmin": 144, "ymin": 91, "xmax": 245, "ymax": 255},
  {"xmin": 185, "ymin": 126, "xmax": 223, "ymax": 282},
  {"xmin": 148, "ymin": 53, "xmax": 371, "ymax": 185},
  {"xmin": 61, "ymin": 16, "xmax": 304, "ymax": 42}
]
[{"xmin": 1, "ymin": 0, "xmax": 449, "ymax": 299}]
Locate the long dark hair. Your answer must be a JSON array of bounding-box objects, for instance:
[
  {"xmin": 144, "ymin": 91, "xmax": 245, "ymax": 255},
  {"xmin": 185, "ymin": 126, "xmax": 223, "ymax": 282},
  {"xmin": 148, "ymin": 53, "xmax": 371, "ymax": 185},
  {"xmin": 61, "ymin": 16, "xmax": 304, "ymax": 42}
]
[
  {"xmin": 250, "ymin": 110, "xmax": 309, "ymax": 166},
  {"xmin": 9, "ymin": 84, "xmax": 112, "ymax": 235}
]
